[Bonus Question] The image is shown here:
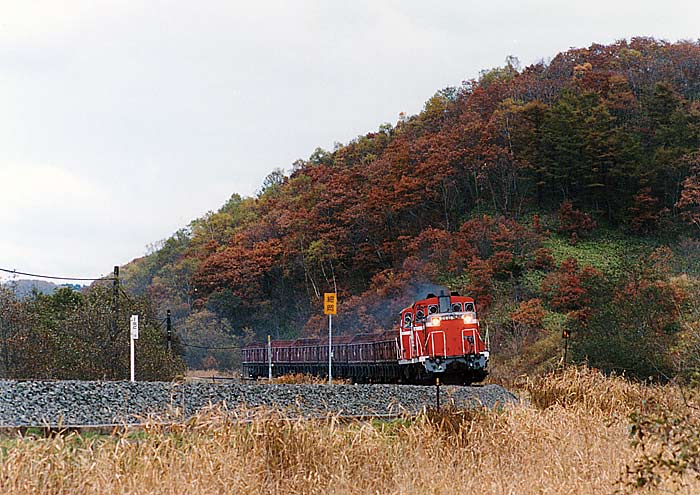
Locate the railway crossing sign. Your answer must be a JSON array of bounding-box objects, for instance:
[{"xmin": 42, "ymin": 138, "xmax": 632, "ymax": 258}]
[{"xmin": 324, "ymin": 293, "xmax": 337, "ymax": 315}]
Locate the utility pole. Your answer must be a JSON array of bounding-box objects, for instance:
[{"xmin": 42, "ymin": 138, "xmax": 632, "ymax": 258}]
[
  {"xmin": 166, "ymin": 309, "xmax": 172, "ymax": 352},
  {"xmin": 112, "ymin": 266, "xmax": 119, "ymax": 338},
  {"xmin": 0, "ymin": 315, "xmax": 8, "ymax": 378},
  {"xmin": 111, "ymin": 265, "xmax": 120, "ymax": 378}
]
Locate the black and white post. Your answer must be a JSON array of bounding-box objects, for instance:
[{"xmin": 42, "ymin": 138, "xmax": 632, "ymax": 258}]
[{"xmin": 130, "ymin": 314, "xmax": 138, "ymax": 382}]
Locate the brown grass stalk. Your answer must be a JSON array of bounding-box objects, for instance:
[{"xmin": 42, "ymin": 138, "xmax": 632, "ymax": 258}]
[{"xmin": 2, "ymin": 367, "xmax": 699, "ymax": 494}]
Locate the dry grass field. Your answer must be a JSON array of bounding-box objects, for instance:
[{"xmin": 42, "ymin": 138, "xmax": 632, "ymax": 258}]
[{"xmin": 2, "ymin": 367, "xmax": 699, "ymax": 494}]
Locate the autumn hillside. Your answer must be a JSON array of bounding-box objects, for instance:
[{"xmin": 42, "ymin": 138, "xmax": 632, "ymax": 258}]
[{"xmin": 122, "ymin": 38, "xmax": 700, "ymax": 379}]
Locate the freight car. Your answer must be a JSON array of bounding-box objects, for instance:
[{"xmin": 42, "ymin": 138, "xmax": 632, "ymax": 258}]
[{"xmin": 242, "ymin": 291, "xmax": 490, "ymax": 385}]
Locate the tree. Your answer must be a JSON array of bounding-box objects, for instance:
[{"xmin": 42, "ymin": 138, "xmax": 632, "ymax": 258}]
[
  {"xmin": 571, "ymin": 250, "xmax": 686, "ymax": 379},
  {"xmin": 557, "ymin": 200, "xmax": 596, "ymax": 241},
  {"xmin": 0, "ymin": 285, "xmax": 185, "ymax": 380},
  {"xmin": 677, "ymin": 152, "xmax": 700, "ymax": 231},
  {"xmin": 541, "ymin": 258, "xmax": 604, "ymax": 316},
  {"xmin": 628, "ymin": 187, "xmax": 666, "ymax": 234},
  {"xmin": 257, "ymin": 168, "xmax": 287, "ymax": 198},
  {"xmin": 541, "ymin": 89, "xmax": 641, "ymax": 217},
  {"xmin": 507, "ymin": 298, "xmax": 546, "ymax": 351}
]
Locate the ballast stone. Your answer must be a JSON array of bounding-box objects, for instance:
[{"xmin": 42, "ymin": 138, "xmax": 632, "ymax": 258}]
[{"xmin": 0, "ymin": 380, "xmax": 518, "ymax": 427}]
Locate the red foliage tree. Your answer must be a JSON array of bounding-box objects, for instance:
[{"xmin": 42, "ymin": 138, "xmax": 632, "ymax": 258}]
[
  {"xmin": 458, "ymin": 215, "xmax": 541, "ymax": 275},
  {"xmin": 528, "ymin": 247, "xmax": 555, "ymax": 271},
  {"xmin": 193, "ymin": 236, "xmax": 283, "ymax": 304},
  {"xmin": 557, "ymin": 200, "xmax": 596, "ymax": 241},
  {"xmin": 677, "ymin": 153, "xmax": 700, "ymax": 231},
  {"xmin": 465, "ymin": 256, "xmax": 494, "ymax": 310},
  {"xmin": 511, "ymin": 297, "xmax": 546, "ymax": 332},
  {"xmin": 511, "ymin": 298, "xmax": 546, "ymax": 330},
  {"xmin": 628, "ymin": 187, "xmax": 666, "ymax": 233},
  {"xmin": 541, "ymin": 258, "xmax": 603, "ymax": 316},
  {"xmin": 402, "ymin": 228, "xmax": 463, "ymax": 278}
]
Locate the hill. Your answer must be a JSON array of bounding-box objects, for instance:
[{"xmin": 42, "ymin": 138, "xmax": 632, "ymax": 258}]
[
  {"xmin": 0, "ymin": 279, "xmax": 83, "ymax": 299},
  {"xmin": 121, "ymin": 37, "xmax": 700, "ymax": 378}
]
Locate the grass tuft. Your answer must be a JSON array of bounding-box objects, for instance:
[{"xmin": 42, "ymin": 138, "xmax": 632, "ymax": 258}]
[{"xmin": 2, "ymin": 368, "xmax": 700, "ymax": 494}]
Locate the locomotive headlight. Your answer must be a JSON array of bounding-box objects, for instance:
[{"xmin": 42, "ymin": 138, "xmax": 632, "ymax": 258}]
[
  {"xmin": 462, "ymin": 314, "xmax": 474, "ymax": 324},
  {"xmin": 431, "ymin": 316, "xmax": 440, "ymax": 326}
]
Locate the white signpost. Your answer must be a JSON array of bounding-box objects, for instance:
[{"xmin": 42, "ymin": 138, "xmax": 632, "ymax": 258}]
[{"xmin": 130, "ymin": 314, "xmax": 138, "ymax": 382}]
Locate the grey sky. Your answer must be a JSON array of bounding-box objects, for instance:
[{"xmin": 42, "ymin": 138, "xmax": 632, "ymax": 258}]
[{"xmin": 0, "ymin": 0, "xmax": 698, "ymax": 282}]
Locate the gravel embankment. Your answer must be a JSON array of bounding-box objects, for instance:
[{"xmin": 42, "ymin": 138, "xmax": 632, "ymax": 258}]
[{"xmin": 0, "ymin": 381, "xmax": 518, "ymax": 427}]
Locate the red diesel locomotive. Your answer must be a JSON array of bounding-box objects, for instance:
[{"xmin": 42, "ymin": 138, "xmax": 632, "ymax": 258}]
[{"xmin": 242, "ymin": 291, "xmax": 490, "ymax": 385}]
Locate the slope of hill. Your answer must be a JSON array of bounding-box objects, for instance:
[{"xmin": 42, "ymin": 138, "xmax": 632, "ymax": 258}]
[
  {"xmin": 0, "ymin": 279, "xmax": 83, "ymax": 299},
  {"xmin": 121, "ymin": 38, "xmax": 700, "ymax": 378}
]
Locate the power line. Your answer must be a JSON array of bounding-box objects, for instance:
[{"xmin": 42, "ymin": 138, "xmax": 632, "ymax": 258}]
[
  {"xmin": 165, "ymin": 314, "xmax": 242, "ymax": 351},
  {"xmin": 1, "ymin": 266, "xmax": 240, "ymax": 352},
  {"xmin": 0, "ymin": 267, "xmax": 115, "ymax": 282}
]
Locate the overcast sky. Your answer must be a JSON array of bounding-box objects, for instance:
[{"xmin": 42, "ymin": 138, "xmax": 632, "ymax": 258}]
[{"xmin": 0, "ymin": 0, "xmax": 698, "ymax": 282}]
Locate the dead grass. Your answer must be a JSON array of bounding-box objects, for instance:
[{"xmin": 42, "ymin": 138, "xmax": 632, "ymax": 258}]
[
  {"xmin": 185, "ymin": 369, "xmax": 241, "ymax": 382},
  {"xmin": 184, "ymin": 370, "xmax": 347, "ymax": 384},
  {"xmin": 525, "ymin": 365, "xmax": 682, "ymax": 415},
  {"xmin": 269, "ymin": 373, "xmax": 351, "ymax": 384},
  {"xmin": 2, "ymin": 367, "xmax": 699, "ymax": 494}
]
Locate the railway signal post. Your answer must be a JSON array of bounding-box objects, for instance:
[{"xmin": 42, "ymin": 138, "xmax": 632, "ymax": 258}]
[
  {"xmin": 324, "ymin": 293, "xmax": 337, "ymax": 384},
  {"xmin": 436, "ymin": 377, "xmax": 441, "ymax": 412}
]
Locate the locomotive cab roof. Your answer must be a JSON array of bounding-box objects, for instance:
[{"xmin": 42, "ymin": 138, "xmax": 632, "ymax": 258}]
[{"xmin": 402, "ymin": 293, "xmax": 476, "ymax": 315}]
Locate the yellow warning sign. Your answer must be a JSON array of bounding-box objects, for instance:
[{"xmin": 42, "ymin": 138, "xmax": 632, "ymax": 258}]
[{"xmin": 324, "ymin": 292, "xmax": 337, "ymax": 315}]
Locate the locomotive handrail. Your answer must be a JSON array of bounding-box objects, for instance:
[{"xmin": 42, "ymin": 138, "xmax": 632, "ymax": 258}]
[{"xmin": 429, "ymin": 331, "xmax": 447, "ymax": 358}]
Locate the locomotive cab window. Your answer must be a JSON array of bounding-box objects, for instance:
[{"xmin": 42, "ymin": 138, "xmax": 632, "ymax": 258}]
[
  {"xmin": 464, "ymin": 302, "xmax": 475, "ymax": 312},
  {"xmin": 451, "ymin": 302, "xmax": 463, "ymax": 312},
  {"xmin": 403, "ymin": 313, "xmax": 413, "ymax": 328},
  {"xmin": 438, "ymin": 294, "xmax": 451, "ymax": 313},
  {"xmin": 428, "ymin": 304, "xmax": 438, "ymax": 315}
]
